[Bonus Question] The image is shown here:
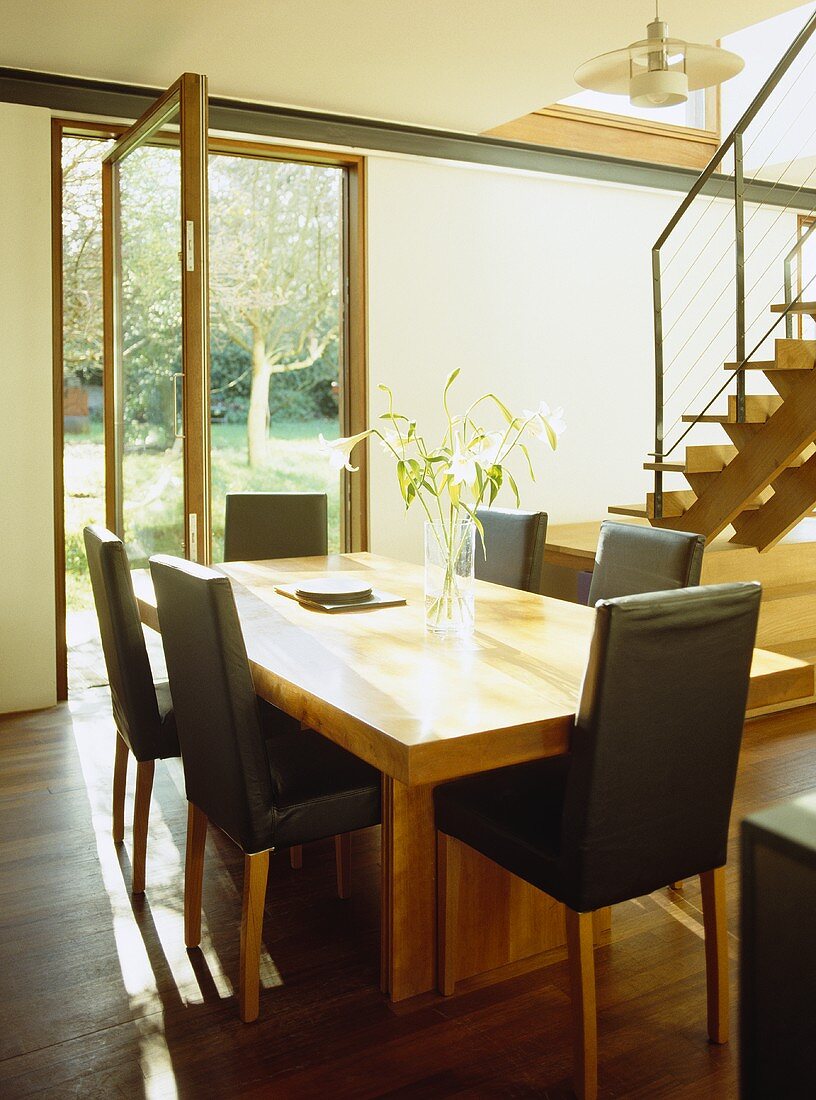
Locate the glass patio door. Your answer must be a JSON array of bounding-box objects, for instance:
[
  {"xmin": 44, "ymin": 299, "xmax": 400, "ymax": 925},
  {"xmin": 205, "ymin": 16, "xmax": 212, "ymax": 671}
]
[{"xmin": 102, "ymin": 73, "xmax": 210, "ymax": 566}]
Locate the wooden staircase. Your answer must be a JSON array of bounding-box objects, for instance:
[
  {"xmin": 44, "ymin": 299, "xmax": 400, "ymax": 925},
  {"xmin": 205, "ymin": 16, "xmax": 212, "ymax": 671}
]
[{"xmin": 611, "ymin": 331, "xmax": 816, "ymax": 551}]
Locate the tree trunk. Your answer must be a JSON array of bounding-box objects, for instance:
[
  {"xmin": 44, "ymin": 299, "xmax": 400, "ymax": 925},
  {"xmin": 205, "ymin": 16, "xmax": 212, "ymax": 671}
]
[{"xmin": 247, "ymin": 334, "xmax": 272, "ymax": 468}]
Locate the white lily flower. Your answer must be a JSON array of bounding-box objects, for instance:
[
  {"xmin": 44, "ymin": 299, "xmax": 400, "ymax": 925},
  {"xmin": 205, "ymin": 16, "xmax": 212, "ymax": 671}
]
[
  {"xmin": 448, "ymin": 439, "xmax": 478, "ymax": 486},
  {"xmin": 318, "ymin": 430, "xmax": 369, "ymax": 472},
  {"xmin": 377, "ymin": 428, "xmax": 401, "ymax": 455},
  {"xmin": 473, "ymin": 431, "xmax": 504, "ymax": 469},
  {"xmin": 523, "ymin": 401, "xmax": 566, "ymax": 449}
]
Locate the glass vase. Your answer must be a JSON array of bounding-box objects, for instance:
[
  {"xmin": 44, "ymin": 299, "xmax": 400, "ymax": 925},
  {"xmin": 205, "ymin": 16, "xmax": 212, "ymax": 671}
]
[{"xmin": 424, "ymin": 519, "xmax": 475, "ymax": 636}]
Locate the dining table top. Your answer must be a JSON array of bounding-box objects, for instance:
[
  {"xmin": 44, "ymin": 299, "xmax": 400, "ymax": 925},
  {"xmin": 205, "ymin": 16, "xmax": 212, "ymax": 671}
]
[{"xmin": 134, "ymin": 552, "xmax": 815, "ymax": 787}]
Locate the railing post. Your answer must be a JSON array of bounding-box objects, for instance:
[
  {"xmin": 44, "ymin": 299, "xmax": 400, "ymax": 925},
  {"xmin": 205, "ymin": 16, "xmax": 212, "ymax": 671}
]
[
  {"xmin": 784, "ymin": 254, "xmax": 794, "ymax": 338},
  {"xmin": 652, "ymin": 245, "xmax": 664, "ymax": 519},
  {"xmin": 734, "ymin": 131, "xmax": 746, "ymax": 422}
]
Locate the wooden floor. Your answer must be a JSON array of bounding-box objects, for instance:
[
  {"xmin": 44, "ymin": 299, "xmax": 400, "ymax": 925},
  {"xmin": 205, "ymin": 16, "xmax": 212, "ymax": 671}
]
[{"xmin": 1, "ymin": 690, "xmax": 815, "ymax": 1098}]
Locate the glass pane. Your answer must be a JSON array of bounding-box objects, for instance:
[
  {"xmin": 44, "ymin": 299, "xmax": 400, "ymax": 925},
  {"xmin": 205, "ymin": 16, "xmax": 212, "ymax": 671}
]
[
  {"xmin": 208, "ymin": 155, "xmax": 344, "ymax": 560},
  {"xmin": 118, "ymin": 145, "xmax": 184, "ymax": 567},
  {"xmin": 62, "ymin": 136, "xmax": 112, "ymax": 689}
]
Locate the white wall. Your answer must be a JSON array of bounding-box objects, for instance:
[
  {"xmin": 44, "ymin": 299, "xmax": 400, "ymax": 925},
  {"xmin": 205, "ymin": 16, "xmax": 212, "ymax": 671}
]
[
  {"xmin": 0, "ymin": 103, "xmax": 56, "ymax": 713},
  {"xmin": 365, "ymin": 155, "xmax": 807, "ymax": 563},
  {"xmin": 365, "ymin": 157, "xmax": 682, "ymax": 561}
]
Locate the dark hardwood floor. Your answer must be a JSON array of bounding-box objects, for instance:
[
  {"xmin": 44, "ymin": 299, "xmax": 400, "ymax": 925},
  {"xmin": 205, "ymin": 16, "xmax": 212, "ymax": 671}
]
[{"xmin": 1, "ymin": 688, "xmax": 815, "ymax": 1098}]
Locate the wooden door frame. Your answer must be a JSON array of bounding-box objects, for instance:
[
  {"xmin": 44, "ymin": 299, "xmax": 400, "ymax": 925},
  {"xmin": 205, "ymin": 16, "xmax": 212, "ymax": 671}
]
[
  {"xmin": 52, "ymin": 114, "xmax": 368, "ymax": 697},
  {"xmin": 102, "ymin": 73, "xmax": 211, "ymax": 565}
]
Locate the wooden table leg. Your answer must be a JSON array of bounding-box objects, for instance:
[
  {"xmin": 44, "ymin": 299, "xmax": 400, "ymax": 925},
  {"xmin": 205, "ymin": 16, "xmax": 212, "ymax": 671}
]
[
  {"xmin": 381, "ymin": 777, "xmax": 437, "ymax": 1001},
  {"xmin": 380, "ymin": 775, "xmax": 613, "ymax": 1003}
]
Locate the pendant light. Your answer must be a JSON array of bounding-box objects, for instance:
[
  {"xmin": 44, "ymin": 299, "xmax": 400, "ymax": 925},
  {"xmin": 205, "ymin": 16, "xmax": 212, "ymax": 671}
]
[{"xmin": 573, "ymin": 3, "xmax": 744, "ymax": 109}]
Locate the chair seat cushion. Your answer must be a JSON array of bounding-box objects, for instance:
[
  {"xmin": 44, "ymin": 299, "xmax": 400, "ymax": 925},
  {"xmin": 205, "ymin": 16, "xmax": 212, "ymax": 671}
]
[
  {"xmin": 154, "ymin": 681, "xmax": 180, "ymax": 759},
  {"xmin": 434, "ymin": 755, "xmax": 570, "ymax": 897},
  {"xmin": 264, "ymin": 727, "xmax": 381, "ymax": 850}
]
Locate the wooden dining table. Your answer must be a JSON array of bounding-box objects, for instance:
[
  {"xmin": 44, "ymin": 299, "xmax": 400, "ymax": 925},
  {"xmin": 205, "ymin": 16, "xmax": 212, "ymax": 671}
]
[{"xmin": 135, "ymin": 552, "xmax": 815, "ymax": 1003}]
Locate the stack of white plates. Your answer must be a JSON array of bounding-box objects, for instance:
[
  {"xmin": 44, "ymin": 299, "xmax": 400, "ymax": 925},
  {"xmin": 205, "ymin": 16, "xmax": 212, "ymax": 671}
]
[{"xmin": 294, "ymin": 577, "xmax": 373, "ymax": 604}]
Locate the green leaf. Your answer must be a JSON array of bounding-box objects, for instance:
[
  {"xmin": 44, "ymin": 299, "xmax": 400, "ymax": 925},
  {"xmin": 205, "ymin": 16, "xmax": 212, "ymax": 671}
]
[
  {"xmin": 443, "ymin": 368, "xmax": 461, "ymax": 401},
  {"xmin": 448, "ymin": 479, "xmax": 460, "ymax": 508},
  {"xmin": 506, "ymin": 470, "xmax": 521, "ymax": 508},
  {"xmin": 460, "ymin": 500, "xmax": 485, "ymax": 547},
  {"xmin": 519, "ymin": 442, "xmax": 536, "ymax": 480}
]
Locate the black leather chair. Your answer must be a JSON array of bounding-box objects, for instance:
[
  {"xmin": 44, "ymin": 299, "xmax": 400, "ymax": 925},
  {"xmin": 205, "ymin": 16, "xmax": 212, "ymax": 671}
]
[
  {"xmin": 434, "ymin": 582, "xmax": 761, "ymax": 1100},
  {"xmin": 84, "ymin": 526, "xmax": 180, "ymax": 894},
  {"xmin": 475, "ymin": 507, "xmax": 548, "ymax": 593},
  {"xmin": 223, "ymin": 491, "xmax": 328, "ymax": 563},
  {"xmin": 223, "ymin": 490, "xmax": 329, "ymax": 870},
  {"xmin": 149, "ymin": 555, "xmax": 381, "ymax": 1022},
  {"xmin": 587, "ymin": 521, "xmax": 705, "ymax": 606}
]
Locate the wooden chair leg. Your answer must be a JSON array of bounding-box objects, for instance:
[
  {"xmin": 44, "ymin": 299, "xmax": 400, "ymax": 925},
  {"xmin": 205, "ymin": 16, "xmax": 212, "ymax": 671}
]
[
  {"xmin": 335, "ymin": 833, "xmax": 351, "ymax": 899},
  {"xmin": 184, "ymin": 803, "xmax": 208, "ymax": 948},
  {"xmin": 131, "ymin": 759, "xmax": 154, "ymax": 894},
  {"xmin": 700, "ymin": 866, "xmax": 729, "ymax": 1044},
  {"xmin": 239, "ymin": 850, "xmax": 269, "ymax": 1023},
  {"xmin": 565, "ymin": 907, "xmax": 598, "ymax": 1100},
  {"xmin": 437, "ymin": 831, "xmax": 459, "ymax": 996},
  {"xmin": 112, "ymin": 734, "xmax": 129, "ymax": 844},
  {"xmin": 289, "ymin": 845, "xmax": 303, "ymax": 870}
]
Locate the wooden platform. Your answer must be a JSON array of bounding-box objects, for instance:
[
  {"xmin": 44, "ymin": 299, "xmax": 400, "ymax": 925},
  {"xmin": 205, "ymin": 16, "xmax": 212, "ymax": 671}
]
[{"xmin": 543, "ymin": 516, "xmax": 816, "ymax": 713}]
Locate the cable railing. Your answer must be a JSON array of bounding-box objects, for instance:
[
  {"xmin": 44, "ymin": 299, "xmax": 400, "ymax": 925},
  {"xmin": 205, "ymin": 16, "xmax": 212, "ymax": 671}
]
[{"xmin": 651, "ymin": 7, "xmax": 816, "ymax": 518}]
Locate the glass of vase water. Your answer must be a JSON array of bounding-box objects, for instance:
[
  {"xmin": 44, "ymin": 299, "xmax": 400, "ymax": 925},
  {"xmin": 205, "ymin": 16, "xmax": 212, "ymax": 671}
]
[{"xmin": 424, "ymin": 519, "xmax": 475, "ymax": 636}]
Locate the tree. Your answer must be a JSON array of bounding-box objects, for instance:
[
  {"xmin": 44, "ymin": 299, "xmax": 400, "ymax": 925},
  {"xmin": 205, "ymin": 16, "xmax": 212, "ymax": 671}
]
[
  {"xmin": 61, "ymin": 138, "xmax": 341, "ymax": 465},
  {"xmin": 62, "ymin": 138, "xmax": 108, "ymax": 387},
  {"xmin": 209, "ymin": 157, "xmax": 341, "ymax": 465}
]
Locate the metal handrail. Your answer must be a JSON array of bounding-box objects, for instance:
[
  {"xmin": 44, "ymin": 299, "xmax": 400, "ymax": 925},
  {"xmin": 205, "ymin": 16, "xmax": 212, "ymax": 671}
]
[
  {"xmin": 650, "ymin": 7, "xmax": 816, "ymax": 518},
  {"xmin": 653, "ymin": 11, "xmax": 816, "ymax": 252}
]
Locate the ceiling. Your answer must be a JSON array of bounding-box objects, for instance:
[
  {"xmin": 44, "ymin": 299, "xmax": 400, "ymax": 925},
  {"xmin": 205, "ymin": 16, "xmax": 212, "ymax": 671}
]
[{"xmin": 0, "ymin": 1, "xmax": 810, "ymax": 133}]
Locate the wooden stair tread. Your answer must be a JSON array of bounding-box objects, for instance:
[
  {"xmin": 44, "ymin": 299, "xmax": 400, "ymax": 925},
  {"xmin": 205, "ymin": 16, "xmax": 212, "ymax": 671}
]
[
  {"xmin": 771, "ymin": 301, "xmax": 816, "ymax": 313},
  {"xmin": 608, "ymin": 505, "xmax": 648, "ymax": 518},
  {"xmin": 723, "ymin": 361, "xmax": 775, "ymax": 371},
  {"xmin": 683, "ymin": 395, "xmax": 781, "ymax": 425},
  {"xmin": 643, "ymin": 461, "xmax": 685, "ymax": 472}
]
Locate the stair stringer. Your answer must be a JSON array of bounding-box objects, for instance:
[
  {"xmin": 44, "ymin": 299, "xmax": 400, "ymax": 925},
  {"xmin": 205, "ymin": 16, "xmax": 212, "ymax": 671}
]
[
  {"xmin": 652, "ymin": 365, "xmax": 816, "ymax": 543},
  {"xmin": 731, "ymin": 450, "xmax": 816, "ymax": 550}
]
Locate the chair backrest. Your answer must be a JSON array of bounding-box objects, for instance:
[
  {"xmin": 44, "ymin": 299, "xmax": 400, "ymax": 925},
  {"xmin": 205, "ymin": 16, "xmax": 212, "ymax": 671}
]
[
  {"xmin": 83, "ymin": 526, "xmax": 162, "ymax": 761},
  {"xmin": 475, "ymin": 507, "xmax": 548, "ymax": 593},
  {"xmin": 587, "ymin": 521, "xmax": 705, "ymax": 605},
  {"xmin": 223, "ymin": 492, "xmax": 328, "ymax": 562},
  {"xmin": 150, "ymin": 555, "xmax": 274, "ymax": 852},
  {"xmin": 560, "ymin": 582, "xmax": 761, "ymax": 912}
]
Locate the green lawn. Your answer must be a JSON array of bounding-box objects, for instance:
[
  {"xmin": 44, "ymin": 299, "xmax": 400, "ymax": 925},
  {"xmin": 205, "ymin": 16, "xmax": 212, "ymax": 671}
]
[{"xmin": 65, "ymin": 417, "xmax": 340, "ymax": 611}]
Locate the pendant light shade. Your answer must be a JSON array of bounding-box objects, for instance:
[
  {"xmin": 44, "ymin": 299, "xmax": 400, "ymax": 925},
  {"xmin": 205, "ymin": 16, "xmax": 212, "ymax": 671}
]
[{"xmin": 574, "ymin": 9, "xmax": 744, "ymax": 109}]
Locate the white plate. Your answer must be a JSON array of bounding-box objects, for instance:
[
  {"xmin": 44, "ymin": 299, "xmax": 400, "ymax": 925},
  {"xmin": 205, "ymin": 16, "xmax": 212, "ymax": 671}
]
[{"xmin": 294, "ymin": 576, "xmax": 373, "ymax": 601}]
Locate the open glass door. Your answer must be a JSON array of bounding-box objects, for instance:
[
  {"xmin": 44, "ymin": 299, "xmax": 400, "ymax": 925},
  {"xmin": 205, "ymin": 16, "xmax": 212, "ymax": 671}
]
[{"xmin": 102, "ymin": 73, "xmax": 210, "ymax": 566}]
